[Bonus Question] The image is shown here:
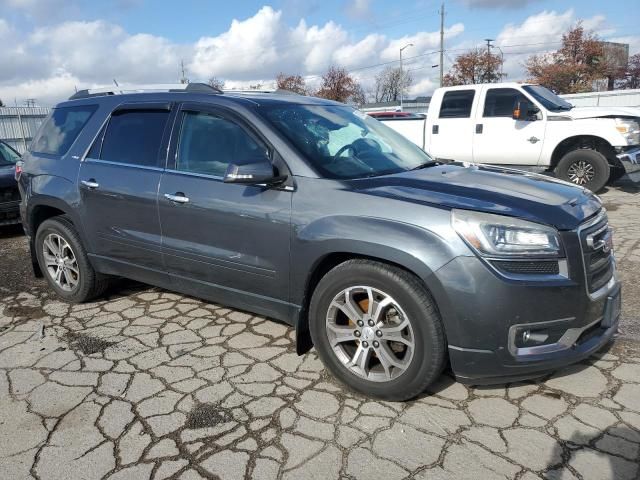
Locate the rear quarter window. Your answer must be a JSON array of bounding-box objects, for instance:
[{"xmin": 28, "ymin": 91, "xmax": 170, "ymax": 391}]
[
  {"xmin": 31, "ymin": 105, "xmax": 97, "ymax": 156},
  {"xmin": 439, "ymin": 90, "xmax": 475, "ymax": 118}
]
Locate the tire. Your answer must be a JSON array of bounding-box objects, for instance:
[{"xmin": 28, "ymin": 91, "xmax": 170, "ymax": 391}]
[
  {"xmin": 309, "ymin": 259, "xmax": 446, "ymax": 401},
  {"xmin": 35, "ymin": 216, "xmax": 110, "ymax": 303},
  {"xmin": 555, "ymin": 149, "xmax": 610, "ymax": 192}
]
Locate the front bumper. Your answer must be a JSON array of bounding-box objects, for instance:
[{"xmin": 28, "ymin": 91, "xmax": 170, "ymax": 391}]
[
  {"xmin": 616, "ymin": 145, "xmax": 640, "ymax": 174},
  {"xmin": 431, "ymin": 252, "xmax": 620, "ymax": 385}
]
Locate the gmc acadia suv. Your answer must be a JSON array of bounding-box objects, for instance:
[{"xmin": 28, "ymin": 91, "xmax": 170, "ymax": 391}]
[{"xmin": 18, "ymin": 83, "xmax": 621, "ymax": 400}]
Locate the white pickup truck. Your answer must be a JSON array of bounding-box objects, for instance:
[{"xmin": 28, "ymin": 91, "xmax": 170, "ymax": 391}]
[{"xmin": 379, "ymin": 82, "xmax": 640, "ymax": 191}]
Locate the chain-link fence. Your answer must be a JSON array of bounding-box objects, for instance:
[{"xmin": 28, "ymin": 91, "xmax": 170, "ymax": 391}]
[{"xmin": 0, "ymin": 106, "xmax": 51, "ymax": 154}]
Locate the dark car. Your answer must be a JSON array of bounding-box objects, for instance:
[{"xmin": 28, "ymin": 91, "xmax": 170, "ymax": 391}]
[
  {"xmin": 17, "ymin": 83, "xmax": 620, "ymax": 400},
  {"xmin": 0, "ymin": 140, "xmax": 22, "ymax": 226}
]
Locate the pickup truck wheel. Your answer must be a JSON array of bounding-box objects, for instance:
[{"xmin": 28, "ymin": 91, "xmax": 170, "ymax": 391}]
[
  {"xmin": 35, "ymin": 216, "xmax": 110, "ymax": 303},
  {"xmin": 555, "ymin": 149, "xmax": 610, "ymax": 192},
  {"xmin": 309, "ymin": 259, "xmax": 446, "ymax": 401}
]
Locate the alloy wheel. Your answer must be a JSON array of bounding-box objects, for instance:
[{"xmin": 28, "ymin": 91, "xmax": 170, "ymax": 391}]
[
  {"xmin": 42, "ymin": 233, "xmax": 80, "ymax": 291},
  {"xmin": 567, "ymin": 160, "xmax": 595, "ymax": 185},
  {"xmin": 325, "ymin": 286, "xmax": 415, "ymax": 382}
]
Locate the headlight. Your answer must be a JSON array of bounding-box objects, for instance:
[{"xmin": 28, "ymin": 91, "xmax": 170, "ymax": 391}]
[
  {"xmin": 452, "ymin": 209, "xmax": 562, "ymax": 257},
  {"xmin": 615, "ymin": 118, "xmax": 640, "ymax": 145}
]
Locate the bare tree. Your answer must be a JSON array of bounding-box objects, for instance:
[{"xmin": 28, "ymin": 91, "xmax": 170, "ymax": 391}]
[
  {"xmin": 207, "ymin": 77, "xmax": 226, "ymax": 90},
  {"xmin": 618, "ymin": 53, "xmax": 640, "ymax": 90},
  {"xmin": 373, "ymin": 67, "xmax": 413, "ymax": 102},
  {"xmin": 275, "ymin": 73, "xmax": 308, "ymax": 95},
  {"xmin": 315, "ymin": 66, "xmax": 362, "ymax": 104}
]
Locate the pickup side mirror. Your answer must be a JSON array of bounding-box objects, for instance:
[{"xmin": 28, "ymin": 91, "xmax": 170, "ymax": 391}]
[
  {"xmin": 513, "ymin": 101, "xmax": 540, "ymax": 121},
  {"xmin": 223, "ymin": 155, "xmax": 286, "ymax": 186}
]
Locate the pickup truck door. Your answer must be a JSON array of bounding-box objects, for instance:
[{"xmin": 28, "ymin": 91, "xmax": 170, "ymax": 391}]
[
  {"xmin": 428, "ymin": 89, "xmax": 476, "ymax": 162},
  {"xmin": 473, "ymin": 87, "xmax": 546, "ymax": 165}
]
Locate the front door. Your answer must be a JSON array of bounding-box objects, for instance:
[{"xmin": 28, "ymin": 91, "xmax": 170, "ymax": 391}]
[
  {"xmin": 473, "ymin": 87, "xmax": 546, "ymax": 165},
  {"xmin": 158, "ymin": 104, "xmax": 292, "ymax": 314},
  {"xmin": 78, "ymin": 104, "xmax": 172, "ymax": 272}
]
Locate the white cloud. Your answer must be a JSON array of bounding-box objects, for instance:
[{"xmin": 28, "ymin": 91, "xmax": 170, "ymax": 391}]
[
  {"xmin": 460, "ymin": 0, "xmax": 540, "ymax": 8},
  {"xmin": 345, "ymin": 0, "xmax": 373, "ymax": 20}
]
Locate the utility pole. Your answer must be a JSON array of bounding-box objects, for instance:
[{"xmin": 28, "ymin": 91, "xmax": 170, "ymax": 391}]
[
  {"xmin": 484, "ymin": 39, "xmax": 493, "ymax": 83},
  {"xmin": 180, "ymin": 60, "xmax": 189, "ymax": 84},
  {"xmin": 439, "ymin": 2, "xmax": 445, "ymax": 87}
]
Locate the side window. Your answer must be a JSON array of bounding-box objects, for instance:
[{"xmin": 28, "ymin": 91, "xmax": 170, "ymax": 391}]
[
  {"xmin": 100, "ymin": 110, "xmax": 169, "ymax": 167},
  {"xmin": 0, "ymin": 142, "xmax": 20, "ymax": 165},
  {"xmin": 31, "ymin": 105, "xmax": 97, "ymax": 155},
  {"xmin": 176, "ymin": 111, "xmax": 266, "ymax": 177},
  {"xmin": 439, "ymin": 90, "xmax": 475, "ymax": 118},
  {"xmin": 483, "ymin": 88, "xmax": 529, "ymax": 117}
]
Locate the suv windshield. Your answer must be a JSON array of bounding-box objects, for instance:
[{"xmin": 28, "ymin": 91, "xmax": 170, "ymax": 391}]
[
  {"xmin": 259, "ymin": 104, "xmax": 434, "ymax": 179},
  {"xmin": 522, "ymin": 85, "xmax": 573, "ymax": 112},
  {"xmin": 0, "ymin": 141, "xmax": 20, "ymax": 166}
]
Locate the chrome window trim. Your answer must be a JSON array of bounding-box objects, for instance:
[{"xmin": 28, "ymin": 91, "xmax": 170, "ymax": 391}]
[
  {"xmin": 82, "ymin": 157, "xmax": 165, "ymax": 172},
  {"xmin": 164, "ymin": 168, "xmax": 224, "ymax": 181}
]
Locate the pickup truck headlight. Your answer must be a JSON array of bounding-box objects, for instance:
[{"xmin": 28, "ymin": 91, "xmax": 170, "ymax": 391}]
[
  {"xmin": 615, "ymin": 118, "xmax": 640, "ymax": 145},
  {"xmin": 452, "ymin": 209, "xmax": 561, "ymax": 257}
]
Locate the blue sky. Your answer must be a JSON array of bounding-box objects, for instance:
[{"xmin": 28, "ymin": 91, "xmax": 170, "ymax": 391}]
[{"xmin": 0, "ymin": 0, "xmax": 638, "ymax": 105}]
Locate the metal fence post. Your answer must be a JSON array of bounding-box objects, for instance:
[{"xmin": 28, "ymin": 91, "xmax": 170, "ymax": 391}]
[{"xmin": 16, "ymin": 107, "xmax": 28, "ymax": 152}]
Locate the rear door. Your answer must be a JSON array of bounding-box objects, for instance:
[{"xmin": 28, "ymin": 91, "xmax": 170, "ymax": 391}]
[
  {"xmin": 78, "ymin": 103, "xmax": 172, "ymax": 273},
  {"xmin": 157, "ymin": 103, "xmax": 292, "ymax": 313},
  {"xmin": 428, "ymin": 89, "xmax": 476, "ymax": 162},
  {"xmin": 473, "ymin": 87, "xmax": 546, "ymax": 165}
]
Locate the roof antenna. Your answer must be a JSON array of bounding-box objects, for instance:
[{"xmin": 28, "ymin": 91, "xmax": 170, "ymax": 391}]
[{"xmin": 113, "ymin": 79, "xmax": 119, "ymax": 87}]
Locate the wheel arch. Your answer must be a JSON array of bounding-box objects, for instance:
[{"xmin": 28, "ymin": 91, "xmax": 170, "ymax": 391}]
[{"xmin": 549, "ymin": 135, "xmax": 617, "ymax": 170}]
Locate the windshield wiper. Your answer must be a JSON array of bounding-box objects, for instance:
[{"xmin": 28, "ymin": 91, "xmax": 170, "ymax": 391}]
[{"xmin": 410, "ymin": 161, "xmax": 438, "ymax": 171}]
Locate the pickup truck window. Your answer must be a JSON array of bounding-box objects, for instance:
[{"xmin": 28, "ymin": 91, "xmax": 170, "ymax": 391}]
[
  {"xmin": 483, "ymin": 88, "xmax": 529, "ymax": 117},
  {"xmin": 260, "ymin": 104, "xmax": 434, "ymax": 179},
  {"xmin": 439, "ymin": 90, "xmax": 475, "ymax": 118}
]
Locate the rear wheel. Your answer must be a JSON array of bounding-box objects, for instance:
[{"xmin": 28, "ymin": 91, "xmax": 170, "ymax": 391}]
[
  {"xmin": 35, "ymin": 216, "xmax": 109, "ymax": 302},
  {"xmin": 555, "ymin": 149, "xmax": 610, "ymax": 192},
  {"xmin": 309, "ymin": 259, "xmax": 446, "ymax": 401}
]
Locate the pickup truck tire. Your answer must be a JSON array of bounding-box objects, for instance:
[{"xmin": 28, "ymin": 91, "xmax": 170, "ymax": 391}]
[
  {"xmin": 555, "ymin": 149, "xmax": 610, "ymax": 192},
  {"xmin": 309, "ymin": 259, "xmax": 446, "ymax": 401},
  {"xmin": 35, "ymin": 216, "xmax": 110, "ymax": 303}
]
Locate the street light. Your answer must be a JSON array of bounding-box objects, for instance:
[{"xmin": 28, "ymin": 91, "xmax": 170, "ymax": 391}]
[{"xmin": 399, "ymin": 43, "xmax": 414, "ymax": 110}]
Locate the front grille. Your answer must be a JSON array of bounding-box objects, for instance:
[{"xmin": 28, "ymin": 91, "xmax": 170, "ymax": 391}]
[
  {"xmin": 492, "ymin": 260, "xmax": 560, "ymax": 275},
  {"xmin": 0, "ymin": 187, "xmax": 20, "ymax": 202},
  {"xmin": 580, "ymin": 212, "xmax": 614, "ymax": 294}
]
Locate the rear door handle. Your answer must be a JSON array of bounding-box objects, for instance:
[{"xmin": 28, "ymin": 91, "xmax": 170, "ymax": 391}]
[
  {"xmin": 81, "ymin": 179, "xmax": 99, "ymax": 189},
  {"xmin": 164, "ymin": 193, "xmax": 189, "ymax": 204},
  {"xmin": 432, "ymin": 125, "xmax": 439, "ymax": 134},
  {"xmin": 476, "ymin": 124, "xmax": 483, "ymax": 134}
]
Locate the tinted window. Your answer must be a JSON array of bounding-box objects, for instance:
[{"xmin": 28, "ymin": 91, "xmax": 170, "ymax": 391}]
[
  {"xmin": 31, "ymin": 105, "xmax": 97, "ymax": 155},
  {"xmin": 100, "ymin": 110, "xmax": 169, "ymax": 167},
  {"xmin": 0, "ymin": 141, "xmax": 20, "ymax": 165},
  {"xmin": 176, "ymin": 111, "xmax": 266, "ymax": 177},
  {"xmin": 483, "ymin": 88, "xmax": 529, "ymax": 117},
  {"xmin": 439, "ymin": 90, "xmax": 475, "ymax": 118}
]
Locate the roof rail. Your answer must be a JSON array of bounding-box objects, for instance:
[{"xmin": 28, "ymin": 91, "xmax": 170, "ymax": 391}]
[
  {"xmin": 68, "ymin": 82, "xmax": 221, "ymax": 100},
  {"xmin": 223, "ymin": 88, "xmax": 299, "ymax": 95}
]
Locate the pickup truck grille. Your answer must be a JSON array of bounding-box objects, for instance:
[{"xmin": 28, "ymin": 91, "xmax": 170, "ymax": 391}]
[{"xmin": 579, "ymin": 212, "xmax": 614, "ymax": 294}]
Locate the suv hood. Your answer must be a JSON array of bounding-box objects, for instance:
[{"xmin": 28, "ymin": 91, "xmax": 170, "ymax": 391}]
[
  {"xmin": 554, "ymin": 106, "xmax": 640, "ymax": 120},
  {"xmin": 351, "ymin": 163, "xmax": 601, "ymax": 230}
]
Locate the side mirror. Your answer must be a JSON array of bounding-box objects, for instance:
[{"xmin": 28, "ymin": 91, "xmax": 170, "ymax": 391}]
[
  {"xmin": 223, "ymin": 155, "xmax": 286, "ymax": 186},
  {"xmin": 513, "ymin": 101, "xmax": 540, "ymax": 121}
]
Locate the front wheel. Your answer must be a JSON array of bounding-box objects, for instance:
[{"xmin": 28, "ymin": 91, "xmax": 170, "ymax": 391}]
[
  {"xmin": 309, "ymin": 260, "xmax": 446, "ymax": 401},
  {"xmin": 555, "ymin": 149, "xmax": 610, "ymax": 192}
]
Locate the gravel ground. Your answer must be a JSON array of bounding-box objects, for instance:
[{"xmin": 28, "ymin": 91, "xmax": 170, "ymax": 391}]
[{"xmin": 0, "ymin": 181, "xmax": 639, "ymax": 480}]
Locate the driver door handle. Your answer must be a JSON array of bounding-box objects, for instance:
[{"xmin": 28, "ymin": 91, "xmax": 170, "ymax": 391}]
[
  {"xmin": 527, "ymin": 136, "xmax": 540, "ymax": 144},
  {"xmin": 164, "ymin": 193, "xmax": 189, "ymax": 204},
  {"xmin": 81, "ymin": 179, "xmax": 99, "ymax": 189}
]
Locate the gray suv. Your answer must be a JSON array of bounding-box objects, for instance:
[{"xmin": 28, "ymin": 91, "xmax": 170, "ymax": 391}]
[{"xmin": 18, "ymin": 83, "xmax": 621, "ymax": 400}]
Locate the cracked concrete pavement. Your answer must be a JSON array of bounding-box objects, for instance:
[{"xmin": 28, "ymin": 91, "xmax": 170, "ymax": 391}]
[{"xmin": 0, "ymin": 181, "xmax": 639, "ymax": 480}]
